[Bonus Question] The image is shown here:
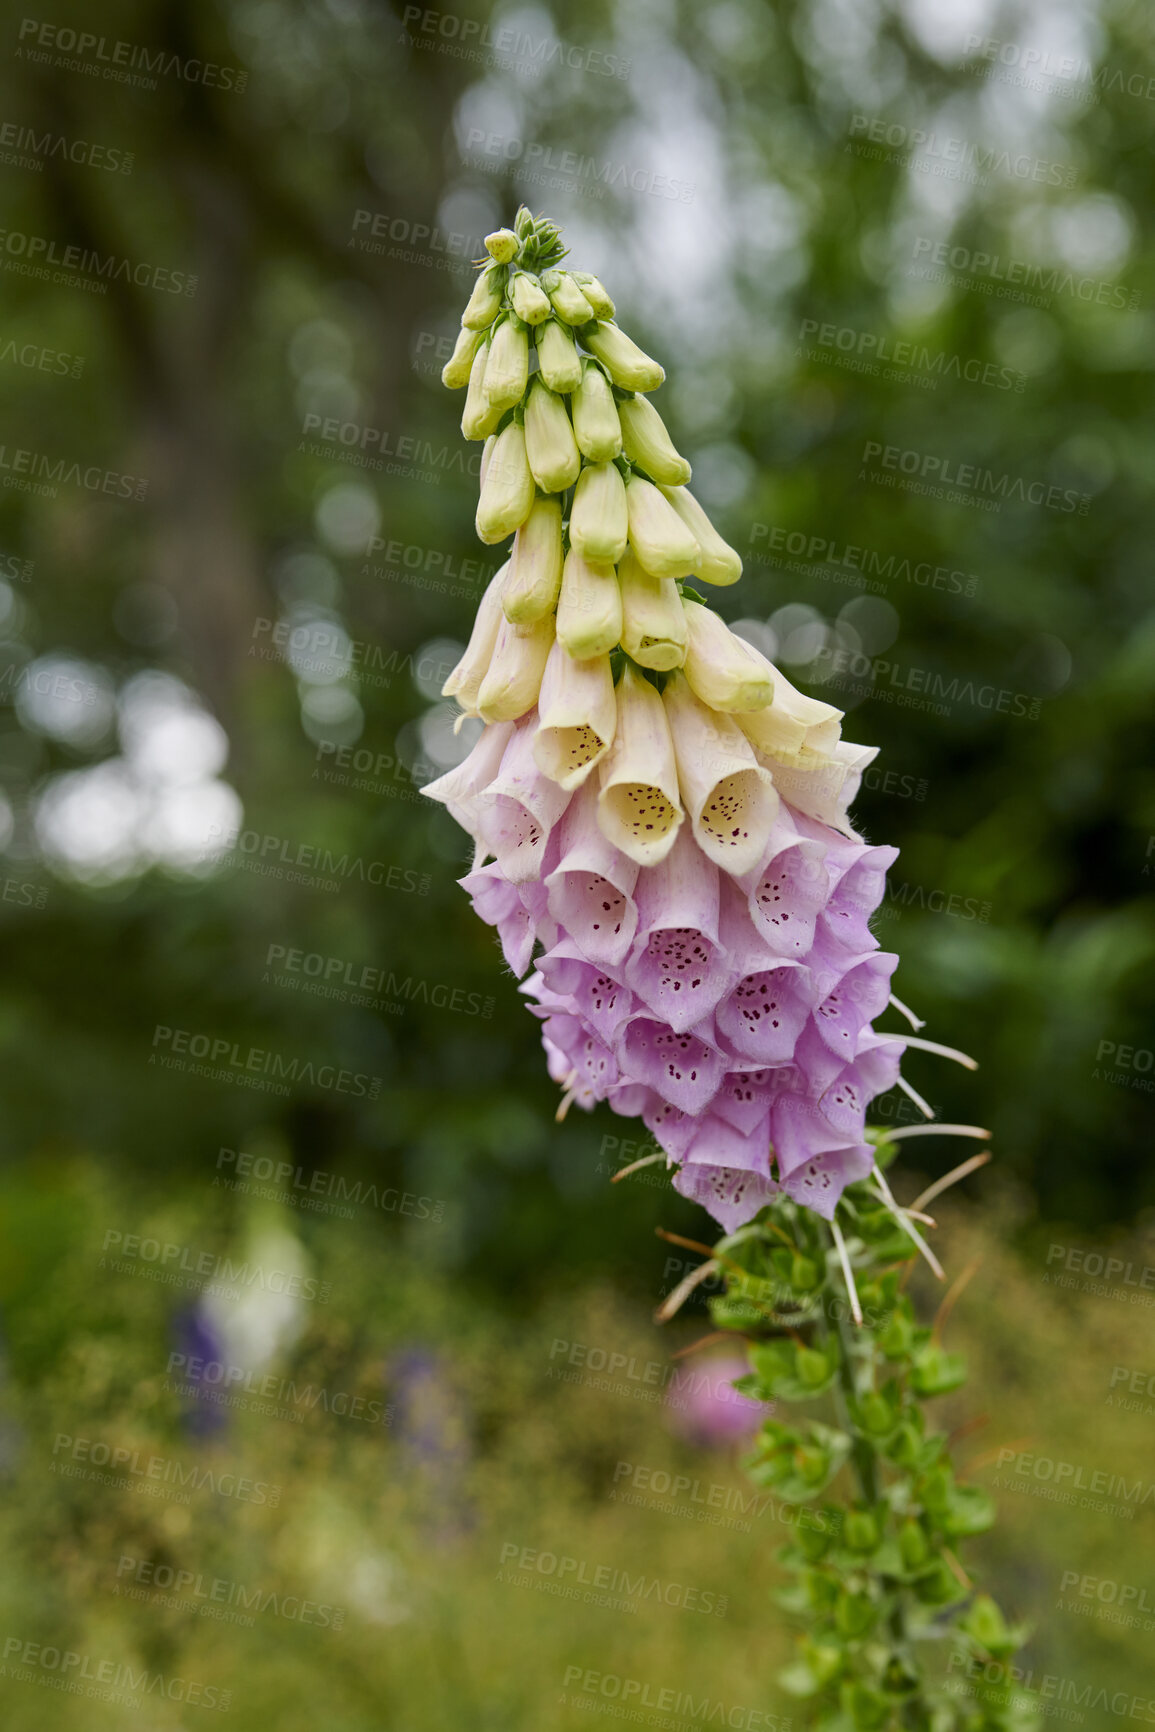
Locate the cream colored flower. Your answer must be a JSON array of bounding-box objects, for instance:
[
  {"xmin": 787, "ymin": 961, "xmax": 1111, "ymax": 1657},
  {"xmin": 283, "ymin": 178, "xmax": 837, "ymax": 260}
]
[
  {"xmin": 533, "ymin": 641, "xmax": 616, "ymax": 789},
  {"xmin": 596, "ymin": 662, "xmax": 683, "ymax": 866},
  {"xmin": 663, "ymin": 672, "xmax": 779, "ymax": 874},
  {"xmin": 441, "ymin": 324, "xmax": 484, "ymax": 390},
  {"xmin": 618, "ymin": 395, "xmax": 690, "ymax": 486},
  {"xmin": 583, "ymin": 322, "xmax": 664, "ymax": 391},
  {"xmin": 523, "ymin": 378, "xmax": 581, "ymax": 493},
  {"xmin": 626, "ymin": 475, "xmax": 699, "ymax": 579},
  {"xmin": 556, "ymin": 548, "xmax": 623, "ymax": 661},
  {"xmin": 572, "ymin": 361, "xmax": 622, "ymax": 462},
  {"xmin": 461, "ymin": 342, "xmax": 501, "ymax": 441},
  {"xmin": 618, "ymin": 548, "xmax": 687, "ymax": 672},
  {"xmin": 570, "ymin": 462, "xmax": 629, "ymax": 564},
  {"xmin": 475, "ymin": 424, "xmax": 535, "ymax": 545},
  {"xmin": 681, "ymin": 599, "xmax": 774, "ymax": 711},
  {"xmin": 502, "ymin": 495, "xmax": 564, "ymax": 625},
  {"xmin": 535, "ymin": 319, "xmax": 582, "ymax": 393},
  {"xmin": 658, "ymin": 485, "xmax": 742, "ymax": 586},
  {"xmin": 442, "ymin": 560, "xmax": 510, "ymax": 714},
  {"xmin": 483, "ymin": 317, "xmax": 529, "ymax": 413},
  {"xmin": 477, "ymin": 609, "xmax": 555, "ymax": 723}
]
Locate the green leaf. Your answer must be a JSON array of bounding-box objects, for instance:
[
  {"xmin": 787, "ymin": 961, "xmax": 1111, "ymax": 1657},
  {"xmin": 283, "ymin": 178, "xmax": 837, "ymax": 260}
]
[
  {"xmin": 834, "ymin": 1588, "xmax": 878, "ymax": 1639},
  {"xmin": 911, "ymin": 1343, "xmax": 968, "ymax": 1396}
]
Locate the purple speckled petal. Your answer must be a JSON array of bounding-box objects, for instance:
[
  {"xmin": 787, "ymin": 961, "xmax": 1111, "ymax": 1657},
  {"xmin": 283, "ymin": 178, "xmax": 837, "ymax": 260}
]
[
  {"xmin": 421, "ymin": 720, "xmax": 514, "ymax": 839},
  {"xmin": 770, "ymin": 1091, "xmax": 857, "ymax": 1178},
  {"xmin": 478, "ymin": 717, "xmax": 572, "ymax": 884},
  {"xmin": 819, "ymin": 844, "xmax": 899, "ymax": 955},
  {"xmin": 779, "ymin": 1145, "xmax": 873, "ymax": 1220},
  {"xmin": 642, "ymin": 1091, "xmax": 700, "ymax": 1161},
  {"xmin": 711, "ymin": 1071, "xmax": 776, "ymax": 1136},
  {"xmin": 539, "ymin": 1012, "xmax": 620, "ymax": 1106},
  {"xmin": 811, "ymin": 951, "xmax": 899, "ymax": 1060},
  {"xmin": 740, "ymin": 828, "xmax": 831, "ymax": 959},
  {"xmin": 624, "ymin": 827, "xmax": 731, "ymax": 1033},
  {"xmin": 459, "ymin": 862, "xmax": 538, "ymax": 978},
  {"xmin": 616, "ymin": 1015, "xmax": 725, "ymax": 1115},
  {"xmin": 715, "ymin": 961, "xmax": 812, "ymax": 1065},
  {"xmin": 536, "ymin": 942, "xmax": 636, "ymax": 1045},
  {"xmin": 682, "ymin": 1110, "xmax": 772, "ymax": 1176},
  {"xmin": 545, "ymin": 780, "xmax": 640, "ymax": 967},
  {"xmin": 672, "ymin": 1161, "xmax": 780, "ymax": 1233}
]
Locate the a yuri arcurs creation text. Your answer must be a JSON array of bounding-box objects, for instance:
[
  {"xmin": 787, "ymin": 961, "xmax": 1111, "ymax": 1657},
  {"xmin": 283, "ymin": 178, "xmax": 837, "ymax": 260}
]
[{"xmin": 423, "ymin": 208, "xmax": 1042, "ymax": 1730}]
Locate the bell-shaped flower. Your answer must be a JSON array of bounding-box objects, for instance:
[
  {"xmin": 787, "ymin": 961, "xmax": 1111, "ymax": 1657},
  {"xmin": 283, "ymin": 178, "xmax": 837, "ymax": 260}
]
[
  {"xmin": 475, "ymin": 423, "xmax": 535, "ymax": 545},
  {"xmin": 535, "ymin": 318, "xmax": 582, "ymax": 393},
  {"xmin": 533, "ymin": 640, "xmax": 616, "ymax": 790},
  {"xmin": 570, "ymin": 461, "xmax": 628, "ymax": 564},
  {"xmin": 715, "ymin": 958, "xmax": 812, "ymax": 1067},
  {"xmin": 623, "ymin": 826, "xmax": 732, "ymax": 1033},
  {"xmin": 459, "ymin": 859, "xmax": 540, "ymax": 978},
  {"xmin": 483, "ymin": 316, "xmax": 529, "ymax": 413},
  {"xmin": 540, "ymin": 268, "xmax": 595, "ymax": 325},
  {"xmin": 663, "ymin": 673, "xmax": 778, "ymax": 875},
  {"xmin": 461, "ymin": 263, "xmax": 505, "ymax": 330},
  {"xmin": 461, "ymin": 341, "xmax": 502, "ymax": 441},
  {"xmin": 571, "ymin": 272, "xmax": 615, "ymax": 319},
  {"xmin": 626, "ymin": 476, "xmax": 700, "ymax": 580},
  {"xmin": 441, "ymin": 324, "xmax": 484, "ymax": 390},
  {"xmin": 809, "ymin": 951, "xmax": 898, "ymax": 1064},
  {"xmin": 420, "ymin": 719, "xmax": 513, "ymax": 841},
  {"xmin": 523, "ymin": 378, "xmax": 581, "ymax": 494},
  {"xmin": 477, "ymin": 607, "xmax": 554, "ymax": 723},
  {"xmin": 818, "ymin": 842, "xmax": 898, "ymax": 956},
  {"xmin": 672, "ymin": 1158, "xmax": 780, "ymax": 1235},
  {"xmin": 556, "ymin": 547, "xmax": 623, "ymax": 661},
  {"xmin": 545, "ymin": 780, "xmax": 640, "ymax": 968},
  {"xmin": 442, "ymin": 560, "xmax": 509, "ymax": 714},
  {"xmin": 766, "ymin": 741, "xmax": 878, "ymax": 833},
  {"xmin": 572, "ymin": 361, "xmax": 622, "ymax": 462},
  {"xmin": 735, "ymin": 658, "xmax": 843, "ymax": 761},
  {"xmin": 539, "ymin": 1012, "xmax": 620, "ymax": 1108},
  {"xmin": 681, "ymin": 600, "xmax": 773, "ymax": 712},
  {"xmin": 476, "ymin": 715, "xmax": 571, "ymax": 883},
  {"xmin": 658, "ymin": 485, "xmax": 742, "ymax": 587},
  {"xmin": 484, "ymin": 227, "xmax": 520, "ymax": 263},
  {"xmin": 615, "ymin": 1014, "xmax": 725, "ymax": 1116},
  {"xmin": 596, "ymin": 661, "xmax": 683, "ymax": 867},
  {"xmin": 533, "ymin": 944, "xmax": 635, "ymax": 1047},
  {"xmin": 583, "ymin": 321, "xmax": 664, "ymax": 391},
  {"xmin": 778, "ymin": 1142, "xmax": 874, "ymax": 1220},
  {"xmin": 738, "ymin": 816, "xmax": 831, "ymax": 959},
  {"xmin": 618, "ymin": 548, "xmax": 688, "ymax": 672},
  {"xmin": 618, "ymin": 395, "xmax": 691, "ymax": 486},
  {"xmin": 510, "ymin": 271, "xmax": 551, "ymax": 325},
  {"xmin": 503, "ymin": 495, "xmax": 563, "ymax": 625}
]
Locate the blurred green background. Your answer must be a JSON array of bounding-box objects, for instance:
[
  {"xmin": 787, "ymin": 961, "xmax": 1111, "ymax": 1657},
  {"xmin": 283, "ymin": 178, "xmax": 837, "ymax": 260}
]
[{"xmin": 0, "ymin": 0, "xmax": 1153, "ymax": 1723}]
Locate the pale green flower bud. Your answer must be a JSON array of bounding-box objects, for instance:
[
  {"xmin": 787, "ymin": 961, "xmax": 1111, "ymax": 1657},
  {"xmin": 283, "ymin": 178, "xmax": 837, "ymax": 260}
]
[
  {"xmin": 572, "ymin": 360, "xmax": 623, "ymax": 462},
  {"xmin": 477, "ymin": 608, "xmax": 555, "ymax": 723},
  {"xmin": 571, "ymin": 272, "xmax": 615, "ymax": 320},
  {"xmin": 681, "ymin": 599, "xmax": 774, "ymax": 712},
  {"xmin": 461, "ymin": 263, "xmax": 505, "ymax": 330},
  {"xmin": 663, "ymin": 672, "xmax": 779, "ymax": 875},
  {"xmin": 596, "ymin": 662, "xmax": 683, "ymax": 867},
  {"xmin": 441, "ymin": 323, "xmax": 484, "ymax": 390},
  {"xmin": 617, "ymin": 394, "xmax": 691, "ymax": 486},
  {"xmin": 618, "ymin": 547, "xmax": 688, "ymax": 672},
  {"xmin": 502, "ymin": 495, "xmax": 564, "ymax": 625},
  {"xmin": 735, "ymin": 658, "xmax": 843, "ymax": 761},
  {"xmin": 442, "ymin": 559, "xmax": 510, "ymax": 713},
  {"xmin": 533, "ymin": 641, "xmax": 617, "ymax": 790},
  {"xmin": 484, "ymin": 316, "xmax": 529, "ymax": 412},
  {"xmin": 582, "ymin": 321, "xmax": 664, "ymax": 391},
  {"xmin": 541, "ymin": 268, "xmax": 595, "ymax": 326},
  {"xmin": 485, "ymin": 228, "xmax": 520, "ymax": 263},
  {"xmin": 461, "ymin": 342, "xmax": 502, "ymax": 441},
  {"xmin": 535, "ymin": 318, "xmax": 583, "ymax": 394},
  {"xmin": 476, "ymin": 423, "xmax": 535, "ymax": 544},
  {"xmin": 625, "ymin": 474, "xmax": 699, "ymax": 578},
  {"xmin": 556, "ymin": 547, "xmax": 623, "ymax": 661},
  {"xmin": 657, "ymin": 485, "xmax": 742, "ymax": 586},
  {"xmin": 523, "ymin": 377, "xmax": 580, "ymax": 493},
  {"xmin": 570, "ymin": 462, "xmax": 628, "ymax": 564},
  {"xmin": 510, "ymin": 271, "xmax": 552, "ymax": 325}
]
